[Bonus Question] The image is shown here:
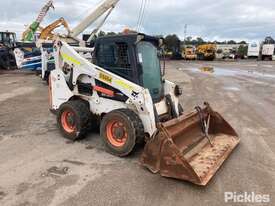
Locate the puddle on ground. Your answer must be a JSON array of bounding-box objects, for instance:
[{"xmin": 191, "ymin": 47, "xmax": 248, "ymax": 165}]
[
  {"xmin": 223, "ymin": 86, "xmax": 241, "ymax": 91},
  {"xmin": 178, "ymin": 67, "xmax": 275, "ymax": 79},
  {"xmin": 262, "ymin": 65, "xmax": 273, "ymax": 68}
]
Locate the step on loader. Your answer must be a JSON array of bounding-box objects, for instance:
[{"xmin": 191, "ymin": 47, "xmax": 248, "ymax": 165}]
[{"xmin": 48, "ymin": 33, "xmax": 240, "ymax": 186}]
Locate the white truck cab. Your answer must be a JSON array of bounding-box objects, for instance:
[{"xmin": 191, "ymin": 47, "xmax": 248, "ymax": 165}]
[{"xmin": 247, "ymin": 42, "xmax": 260, "ymax": 59}]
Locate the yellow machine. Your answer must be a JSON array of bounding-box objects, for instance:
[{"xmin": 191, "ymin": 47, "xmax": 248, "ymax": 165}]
[
  {"xmin": 182, "ymin": 46, "xmax": 197, "ymax": 60},
  {"xmin": 196, "ymin": 44, "xmax": 216, "ymax": 61},
  {"xmin": 39, "ymin": 17, "xmax": 70, "ymax": 40},
  {"xmin": 164, "ymin": 51, "xmax": 173, "ymax": 59}
]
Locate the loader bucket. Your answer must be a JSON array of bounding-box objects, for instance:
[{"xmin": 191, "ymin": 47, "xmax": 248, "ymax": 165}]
[{"xmin": 140, "ymin": 103, "xmax": 240, "ymax": 186}]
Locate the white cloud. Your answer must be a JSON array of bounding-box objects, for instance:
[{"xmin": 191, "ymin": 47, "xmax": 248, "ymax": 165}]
[{"xmin": 0, "ymin": 0, "xmax": 275, "ymax": 42}]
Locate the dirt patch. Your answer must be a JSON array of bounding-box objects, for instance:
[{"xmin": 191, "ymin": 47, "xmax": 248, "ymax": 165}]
[
  {"xmin": 15, "ymin": 201, "xmax": 32, "ymax": 206},
  {"xmin": 1, "ymin": 61, "xmax": 275, "ymax": 206},
  {"xmin": 0, "ymin": 70, "xmax": 35, "ymax": 75},
  {"xmin": 85, "ymin": 145, "xmax": 95, "ymax": 150},
  {"xmin": 0, "ymin": 87, "xmax": 35, "ymax": 102},
  {"xmin": 0, "ymin": 191, "xmax": 7, "ymax": 200},
  {"xmin": 16, "ymin": 183, "xmax": 31, "ymax": 195}
]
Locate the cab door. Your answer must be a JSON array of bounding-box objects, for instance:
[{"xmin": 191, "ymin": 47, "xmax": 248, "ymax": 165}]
[{"xmin": 95, "ymin": 40, "xmax": 139, "ymax": 84}]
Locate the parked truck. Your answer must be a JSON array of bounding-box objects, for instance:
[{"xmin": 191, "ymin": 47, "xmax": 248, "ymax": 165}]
[
  {"xmin": 247, "ymin": 42, "xmax": 260, "ymax": 59},
  {"xmin": 196, "ymin": 44, "xmax": 216, "ymax": 61},
  {"xmin": 182, "ymin": 46, "xmax": 197, "ymax": 60},
  {"xmin": 261, "ymin": 44, "xmax": 275, "ymax": 61}
]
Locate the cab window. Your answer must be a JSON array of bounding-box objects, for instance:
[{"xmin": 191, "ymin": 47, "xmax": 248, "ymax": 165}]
[{"xmin": 96, "ymin": 42, "xmax": 133, "ymax": 80}]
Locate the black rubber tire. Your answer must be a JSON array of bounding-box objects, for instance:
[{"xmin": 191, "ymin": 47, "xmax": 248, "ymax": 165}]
[
  {"xmin": 87, "ymin": 114, "xmax": 100, "ymax": 132},
  {"xmin": 57, "ymin": 100, "xmax": 90, "ymax": 141},
  {"xmin": 100, "ymin": 109, "xmax": 144, "ymax": 157}
]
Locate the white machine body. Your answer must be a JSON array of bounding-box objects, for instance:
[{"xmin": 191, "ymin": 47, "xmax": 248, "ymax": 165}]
[{"xmin": 49, "ymin": 41, "xmax": 180, "ymax": 136}]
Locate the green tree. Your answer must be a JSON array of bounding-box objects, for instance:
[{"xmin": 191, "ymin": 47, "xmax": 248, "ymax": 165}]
[
  {"xmin": 98, "ymin": 31, "xmax": 106, "ymax": 37},
  {"xmin": 237, "ymin": 45, "xmax": 248, "ymax": 58},
  {"xmin": 228, "ymin": 40, "xmax": 237, "ymax": 44},
  {"xmin": 196, "ymin": 37, "xmax": 205, "ymax": 45},
  {"xmin": 164, "ymin": 34, "xmax": 181, "ymax": 53},
  {"xmin": 106, "ymin": 32, "xmax": 117, "ymax": 36},
  {"xmin": 185, "ymin": 36, "xmax": 192, "ymax": 45},
  {"xmin": 238, "ymin": 41, "xmax": 247, "ymax": 44}
]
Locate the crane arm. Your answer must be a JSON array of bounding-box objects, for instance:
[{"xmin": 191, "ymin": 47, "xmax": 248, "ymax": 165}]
[
  {"xmin": 35, "ymin": 0, "xmax": 54, "ymax": 23},
  {"xmin": 87, "ymin": 6, "xmax": 115, "ymax": 42},
  {"xmin": 70, "ymin": 0, "xmax": 120, "ymax": 38},
  {"xmin": 22, "ymin": 0, "xmax": 54, "ymax": 42}
]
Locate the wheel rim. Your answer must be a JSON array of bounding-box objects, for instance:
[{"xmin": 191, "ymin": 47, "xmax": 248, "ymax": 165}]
[
  {"xmin": 61, "ymin": 110, "xmax": 76, "ymax": 133},
  {"xmin": 106, "ymin": 120, "xmax": 128, "ymax": 147}
]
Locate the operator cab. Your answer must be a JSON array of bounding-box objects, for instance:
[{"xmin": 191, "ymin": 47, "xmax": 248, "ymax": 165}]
[
  {"xmin": 0, "ymin": 32, "xmax": 17, "ymax": 69},
  {"xmin": 93, "ymin": 34, "xmax": 165, "ymax": 103},
  {"xmin": 0, "ymin": 32, "xmax": 17, "ymax": 48}
]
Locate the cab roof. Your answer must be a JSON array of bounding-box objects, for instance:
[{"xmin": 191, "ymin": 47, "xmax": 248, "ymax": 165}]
[{"xmin": 94, "ymin": 33, "xmax": 161, "ymax": 48}]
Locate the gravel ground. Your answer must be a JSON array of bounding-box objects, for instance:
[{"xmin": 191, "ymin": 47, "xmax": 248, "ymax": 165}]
[{"xmin": 0, "ymin": 60, "xmax": 274, "ymax": 206}]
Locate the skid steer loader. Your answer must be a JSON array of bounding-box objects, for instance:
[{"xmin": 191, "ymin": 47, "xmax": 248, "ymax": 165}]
[{"xmin": 49, "ymin": 33, "xmax": 240, "ymax": 185}]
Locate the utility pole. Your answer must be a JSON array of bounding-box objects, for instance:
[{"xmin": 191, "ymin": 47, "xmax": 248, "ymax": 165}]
[{"xmin": 183, "ymin": 24, "xmax": 187, "ymax": 49}]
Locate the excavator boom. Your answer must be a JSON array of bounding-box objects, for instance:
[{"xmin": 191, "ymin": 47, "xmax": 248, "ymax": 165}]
[{"xmin": 39, "ymin": 18, "xmax": 70, "ymax": 40}]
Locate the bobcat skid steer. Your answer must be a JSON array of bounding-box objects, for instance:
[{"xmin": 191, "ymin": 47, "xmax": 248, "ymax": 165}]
[{"xmin": 49, "ymin": 34, "xmax": 240, "ymax": 186}]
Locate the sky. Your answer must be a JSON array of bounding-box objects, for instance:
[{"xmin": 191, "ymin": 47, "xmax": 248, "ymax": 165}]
[{"xmin": 0, "ymin": 0, "xmax": 275, "ymax": 42}]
